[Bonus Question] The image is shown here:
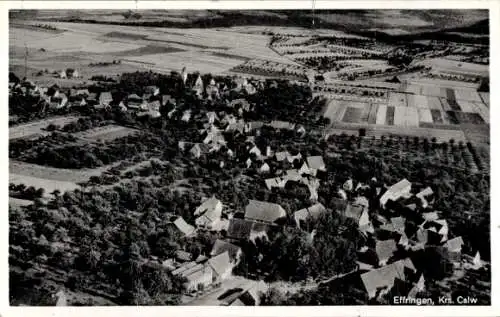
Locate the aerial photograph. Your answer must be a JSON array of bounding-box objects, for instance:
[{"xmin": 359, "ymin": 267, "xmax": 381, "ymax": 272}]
[{"xmin": 8, "ymin": 9, "xmax": 490, "ymax": 306}]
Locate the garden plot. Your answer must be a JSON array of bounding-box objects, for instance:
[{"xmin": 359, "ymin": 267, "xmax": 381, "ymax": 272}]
[
  {"xmin": 367, "ymin": 103, "xmax": 379, "ymax": 124},
  {"xmin": 427, "ymin": 97, "xmax": 444, "ymax": 111},
  {"xmin": 376, "ymin": 104, "xmax": 387, "ymax": 125},
  {"xmin": 407, "ymin": 94, "xmax": 429, "ymax": 109},
  {"xmin": 9, "ymin": 116, "xmax": 82, "ymax": 140},
  {"xmin": 456, "ymin": 100, "xmax": 477, "ymax": 113},
  {"xmin": 385, "ymin": 106, "xmax": 395, "ymax": 125},
  {"xmin": 388, "ymin": 92, "xmax": 407, "ymax": 108},
  {"xmin": 430, "ymin": 109, "xmax": 445, "ymax": 124},
  {"xmin": 454, "ymin": 89, "xmax": 482, "ymax": 103},
  {"xmin": 72, "ymin": 125, "xmax": 139, "ymax": 142},
  {"xmin": 323, "ymin": 99, "xmax": 349, "ymax": 123},
  {"xmin": 479, "ymin": 92, "xmax": 489, "ymax": 107},
  {"xmin": 418, "ymin": 108, "xmax": 433, "ymax": 124},
  {"xmin": 393, "ymin": 106, "xmax": 406, "ymax": 126},
  {"xmin": 472, "ymin": 102, "xmax": 490, "ymax": 123}
]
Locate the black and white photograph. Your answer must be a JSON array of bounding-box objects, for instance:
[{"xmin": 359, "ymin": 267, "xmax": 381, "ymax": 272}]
[{"xmin": 7, "ymin": 2, "xmax": 494, "ymax": 310}]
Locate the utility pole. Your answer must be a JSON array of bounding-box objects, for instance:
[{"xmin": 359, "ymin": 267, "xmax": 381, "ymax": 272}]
[{"xmin": 24, "ymin": 44, "xmax": 28, "ymax": 80}]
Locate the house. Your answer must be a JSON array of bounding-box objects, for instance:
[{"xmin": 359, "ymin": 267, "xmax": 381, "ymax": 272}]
[
  {"xmin": 244, "ymin": 200, "xmax": 286, "ymax": 224},
  {"xmin": 422, "ymin": 219, "xmax": 448, "ymax": 241},
  {"xmin": 210, "ymin": 239, "xmax": 242, "ymax": 263},
  {"xmin": 306, "ymin": 156, "xmax": 326, "ymax": 176},
  {"xmin": 203, "ymin": 128, "xmax": 226, "ymax": 146},
  {"xmin": 60, "ymin": 70, "xmax": 67, "ymax": 79},
  {"xmin": 287, "ymin": 152, "xmax": 302, "ymax": 164},
  {"xmin": 72, "ymin": 69, "xmax": 80, "ymax": 78},
  {"xmin": 422, "ymin": 211, "xmax": 439, "ymax": 221},
  {"xmin": 259, "ymin": 163, "xmax": 271, "ymax": 174},
  {"xmin": 275, "ymin": 151, "xmax": 290, "ymax": 162},
  {"xmin": 182, "ymin": 110, "xmax": 192, "ymax": 122},
  {"xmin": 246, "ymin": 158, "xmax": 253, "ymax": 168},
  {"xmin": 173, "ymin": 217, "xmax": 196, "ymax": 236},
  {"xmin": 249, "ymin": 145, "xmax": 262, "ymax": 159},
  {"xmin": 343, "ymin": 179, "xmax": 354, "ymax": 191},
  {"xmin": 302, "ymin": 177, "xmax": 320, "ymax": 201},
  {"xmin": 162, "ymin": 94, "xmax": 176, "ymax": 106},
  {"xmin": 76, "ymin": 89, "xmax": 90, "ymax": 97},
  {"xmin": 193, "ymin": 75, "xmax": 204, "ymax": 96},
  {"xmin": 337, "ymin": 189, "xmax": 348, "ymax": 200},
  {"xmin": 444, "ymin": 236, "xmax": 464, "ymax": 260},
  {"xmin": 265, "ymin": 177, "xmax": 287, "ymax": 190},
  {"xmin": 194, "ymin": 196, "xmax": 223, "ymax": 230},
  {"xmin": 380, "ymin": 178, "xmax": 412, "ymax": 208},
  {"xmin": 183, "ymin": 265, "xmax": 213, "ymax": 292},
  {"xmin": 269, "ymin": 120, "xmax": 296, "ymax": 131},
  {"xmin": 190, "ymin": 143, "xmax": 209, "ymax": 158},
  {"xmin": 208, "ymin": 251, "xmax": 233, "ymax": 281},
  {"xmin": 353, "ymin": 196, "xmax": 369, "ymax": 209},
  {"xmin": 471, "ymin": 251, "xmax": 483, "ymax": 269},
  {"xmin": 298, "ymin": 162, "xmax": 310, "ymax": 175},
  {"xmin": 145, "ymin": 85, "xmax": 160, "ymax": 96},
  {"xmin": 345, "ymin": 203, "xmax": 373, "ymax": 234},
  {"xmin": 227, "ymin": 218, "xmax": 268, "ymax": 242},
  {"xmin": 245, "ymin": 121, "xmax": 265, "ymax": 133},
  {"xmin": 54, "ymin": 289, "xmax": 67, "ymax": 306},
  {"xmin": 181, "ymin": 66, "xmax": 188, "ymax": 84},
  {"xmin": 408, "ymin": 274, "xmax": 426, "ymax": 298},
  {"xmin": 416, "ymin": 187, "xmax": 434, "ymax": 208},
  {"xmin": 176, "ymin": 250, "xmax": 193, "ymax": 262},
  {"xmin": 99, "ymin": 92, "xmax": 113, "ymax": 108},
  {"xmin": 148, "ymin": 100, "xmax": 161, "ymax": 112},
  {"xmin": 375, "ymin": 240, "xmax": 398, "ymax": 266},
  {"xmin": 206, "ymin": 111, "xmax": 218, "ymax": 124},
  {"xmin": 398, "ymin": 232, "xmax": 409, "ymax": 248},
  {"xmin": 360, "ymin": 258, "xmax": 416, "ymax": 299},
  {"xmin": 285, "ymin": 169, "xmax": 302, "ymax": 182},
  {"xmin": 49, "ymin": 94, "xmax": 68, "ymax": 109},
  {"xmin": 226, "ymin": 121, "xmax": 245, "ymax": 134},
  {"xmin": 294, "ymin": 203, "xmax": 326, "ymax": 229}
]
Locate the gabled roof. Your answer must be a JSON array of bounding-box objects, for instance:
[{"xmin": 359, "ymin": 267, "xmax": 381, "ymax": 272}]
[
  {"xmin": 444, "ymin": 236, "xmax": 464, "ymax": 252},
  {"xmin": 275, "ymin": 151, "xmax": 290, "ymax": 162},
  {"xmin": 195, "ymin": 196, "xmax": 222, "ymax": 220},
  {"xmin": 306, "ymin": 156, "xmax": 325, "ymax": 170},
  {"xmin": 227, "ymin": 218, "xmax": 253, "ymax": 240},
  {"xmin": 173, "ymin": 217, "xmax": 195, "ymax": 236},
  {"xmin": 208, "ymin": 251, "xmax": 232, "ymax": 276},
  {"xmin": 294, "ymin": 203, "xmax": 326, "ymax": 228},
  {"xmin": 269, "ymin": 120, "xmax": 296, "ymax": 130},
  {"xmin": 345, "ymin": 203, "xmax": 364, "ymax": 221},
  {"xmin": 360, "ymin": 258, "xmax": 415, "ymax": 297},
  {"xmin": 390, "ymin": 217, "xmax": 406, "ymax": 232},
  {"xmin": 416, "ymin": 187, "xmax": 433, "ymax": 199},
  {"xmin": 388, "ymin": 178, "xmax": 412, "ymax": 193},
  {"xmin": 99, "ymin": 92, "xmax": 112, "ymax": 102},
  {"xmin": 375, "ymin": 239, "xmax": 397, "ymax": 262},
  {"xmin": 244, "ymin": 199, "xmax": 286, "ymax": 223},
  {"xmin": 176, "ymin": 250, "xmax": 193, "ymax": 262},
  {"xmin": 354, "ymin": 196, "xmax": 369, "ymax": 209},
  {"xmin": 422, "ymin": 212, "xmax": 439, "ymax": 221},
  {"xmin": 265, "ymin": 177, "xmax": 286, "ymax": 189},
  {"xmin": 211, "ymin": 239, "xmax": 241, "ymax": 261}
]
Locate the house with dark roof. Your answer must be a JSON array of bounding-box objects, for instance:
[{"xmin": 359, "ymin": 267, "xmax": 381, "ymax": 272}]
[
  {"xmin": 244, "ymin": 200, "xmax": 286, "ymax": 224},
  {"xmin": 227, "ymin": 218, "xmax": 268, "ymax": 242},
  {"xmin": 210, "ymin": 239, "xmax": 242, "ymax": 263}
]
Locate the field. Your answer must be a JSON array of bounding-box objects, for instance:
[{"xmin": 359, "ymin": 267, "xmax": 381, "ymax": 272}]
[
  {"xmin": 10, "ymin": 20, "xmax": 296, "ymax": 81},
  {"xmin": 72, "ymin": 125, "xmax": 139, "ymax": 142},
  {"xmin": 9, "ymin": 116, "xmax": 82, "ymax": 140},
  {"xmin": 417, "ymin": 57, "xmax": 489, "ymax": 77}
]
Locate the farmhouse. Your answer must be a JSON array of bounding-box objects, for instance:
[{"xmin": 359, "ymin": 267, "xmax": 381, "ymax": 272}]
[
  {"xmin": 380, "ymin": 178, "xmax": 412, "ymax": 208},
  {"xmin": 210, "ymin": 239, "xmax": 242, "ymax": 263},
  {"xmin": 194, "ymin": 196, "xmax": 223, "ymax": 230},
  {"xmin": 269, "ymin": 120, "xmax": 296, "ymax": 131},
  {"xmin": 375, "ymin": 239, "xmax": 398, "ymax": 266},
  {"xmin": 360, "ymin": 258, "xmax": 416, "ymax": 299},
  {"xmin": 208, "ymin": 251, "xmax": 233, "ymax": 281},
  {"xmin": 344, "ymin": 203, "xmax": 373, "ymax": 234},
  {"xmin": 306, "ymin": 156, "xmax": 326, "ymax": 176},
  {"xmin": 183, "ymin": 265, "xmax": 213, "ymax": 292},
  {"xmin": 293, "ymin": 203, "xmax": 326, "ymax": 229},
  {"xmin": 244, "ymin": 200, "xmax": 287, "ymax": 224},
  {"xmin": 227, "ymin": 218, "xmax": 268, "ymax": 242},
  {"xmin": 99, "ymin": 92, "xmax": 113, "ymax": 108}
]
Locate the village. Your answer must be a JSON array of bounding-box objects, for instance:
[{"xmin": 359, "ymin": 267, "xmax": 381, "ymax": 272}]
[{"xmin": 9, "ymin": 9, "xmax": 490, "ymax": 307}]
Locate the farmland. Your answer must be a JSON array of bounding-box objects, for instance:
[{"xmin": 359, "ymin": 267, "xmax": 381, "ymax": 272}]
[
  {"xmin": 72, "ymin": 125, "xmax": 139, "ymax": 142},
  {"xmin": 9, "ymin": 116, "xmax": 82, "ymax": 140}
]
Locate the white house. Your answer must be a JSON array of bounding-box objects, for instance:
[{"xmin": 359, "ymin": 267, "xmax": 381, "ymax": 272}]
[
  {"xmin": 194, "ymin": 196, "xmax": 223, "ymax": 230},
  {"xmin": 380, "ymin": 178, "xmax": 412, "ymax": 208}
]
